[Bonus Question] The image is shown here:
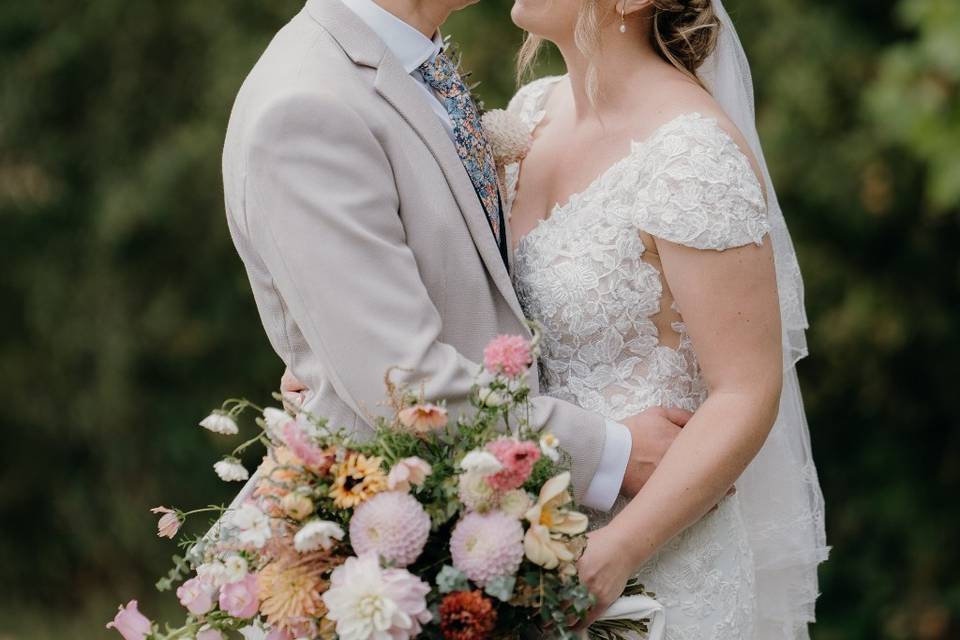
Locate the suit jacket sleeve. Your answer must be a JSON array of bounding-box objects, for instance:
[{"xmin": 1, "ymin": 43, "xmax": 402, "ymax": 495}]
[{"xmin": 242, "ymin": 91, "xmax": 607, "ymax": 500}]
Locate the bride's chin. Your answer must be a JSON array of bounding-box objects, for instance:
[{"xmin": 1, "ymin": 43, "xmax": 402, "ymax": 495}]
[{"xmin": 510, "ymin": 3, "xmax": 539, "ymax": 33}]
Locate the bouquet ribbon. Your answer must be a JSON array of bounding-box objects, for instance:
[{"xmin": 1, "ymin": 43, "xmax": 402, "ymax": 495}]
[{"xmin": 595, "ymin": 593, "xmax": 666, "ymax": 639}]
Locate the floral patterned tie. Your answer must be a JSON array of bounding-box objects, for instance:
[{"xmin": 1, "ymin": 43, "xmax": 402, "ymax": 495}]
[{"xmin": 418, "ymin": 52, "xmax": 503, "ymax": 250}]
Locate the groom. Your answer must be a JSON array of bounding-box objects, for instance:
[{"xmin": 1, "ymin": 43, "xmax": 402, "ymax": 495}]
[{"xmin": 222, "ymin": 0, "xmax": 688, "ymax": 511}]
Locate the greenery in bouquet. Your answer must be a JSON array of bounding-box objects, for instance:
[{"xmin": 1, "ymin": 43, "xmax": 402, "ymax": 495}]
[{"xmin": 107, "ymin": 329, "xmax": 645, "ymax": 640}]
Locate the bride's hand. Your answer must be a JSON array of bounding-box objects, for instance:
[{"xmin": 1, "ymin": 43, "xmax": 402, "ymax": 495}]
[{"xmin": 574, "ymin": 525, "xmax": 640, "ymax": 630}]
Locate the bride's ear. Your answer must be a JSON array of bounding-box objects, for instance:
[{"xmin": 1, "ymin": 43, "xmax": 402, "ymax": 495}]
[{"xmin": 618, "ymin": 0, "xmax": 653, "ymax": 17}]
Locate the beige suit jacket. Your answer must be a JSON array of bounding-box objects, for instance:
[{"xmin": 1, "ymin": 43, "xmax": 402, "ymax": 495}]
[{"xmin": 221, "ymin": 0, "xmax": 607, "ymax": 498}]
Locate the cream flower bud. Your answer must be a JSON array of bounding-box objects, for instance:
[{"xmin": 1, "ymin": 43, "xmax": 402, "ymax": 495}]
[
  {"xmin": 281, "ymin": 493, "xmax": 314, "ymax": 521},
  {"xmin": 459, "ymin": 450, "xmax": 503, "ymax": 476},
  {"xmin": 539, "ymin": 433, "xmax": 561, "ymax": 462},
  {"xmin": 499, "ymin": 489, "xmax": 533, "ymax": 519},
  {"xmin": 294, "ymin": 519, "xmax": 345, "ymax": 552},
  {"xmin": 478, "ymin": 386, "xmax": 507, "ymax": 407}
]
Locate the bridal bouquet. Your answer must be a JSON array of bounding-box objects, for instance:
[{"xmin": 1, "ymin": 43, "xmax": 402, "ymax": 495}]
[{"xmin": 107, "ymin": 330, "xmax": 652, "ymax": 640}]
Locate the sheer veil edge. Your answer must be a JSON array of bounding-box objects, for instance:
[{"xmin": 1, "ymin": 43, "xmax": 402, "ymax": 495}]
[{"xmin": 698, "ymin": 2, "xmax": 830, "ymax": 636}]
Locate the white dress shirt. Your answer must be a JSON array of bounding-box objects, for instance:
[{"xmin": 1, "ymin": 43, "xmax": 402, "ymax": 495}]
[{"xmin": 340, "ymin": 0, "xmax": 632, "ymax": 511}]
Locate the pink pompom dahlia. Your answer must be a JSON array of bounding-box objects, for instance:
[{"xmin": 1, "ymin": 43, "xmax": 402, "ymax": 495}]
[
  {"xmin": 483, "ymin": 334, "xmax": 532, "ymax": 378},
  {"xmin": 485, "ymin": 438, "xmax": 540, "ymax": 492},
  {"xmin": 450, "ymin": 510, "xmax": 524, "ymax": 587},
  {"xmin": 349, "ymin": 491, "xmax": 431, "ymax": 567}
]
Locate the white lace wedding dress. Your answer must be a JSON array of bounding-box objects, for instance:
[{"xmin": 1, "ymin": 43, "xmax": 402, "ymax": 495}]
[{"xmin": 506, "ymin": 76, "xmax": 772, "ymax": 639}]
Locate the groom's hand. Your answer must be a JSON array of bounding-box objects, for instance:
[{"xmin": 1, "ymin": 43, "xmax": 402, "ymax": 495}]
[{"xmin": 619, "ymin": 407, "xmax": 692, "ymax": 498}]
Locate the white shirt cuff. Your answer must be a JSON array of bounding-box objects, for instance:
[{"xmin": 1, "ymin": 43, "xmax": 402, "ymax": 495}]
[{"xmin": 581, "ymin": 419, "xmax": 633, "ymax": 511}]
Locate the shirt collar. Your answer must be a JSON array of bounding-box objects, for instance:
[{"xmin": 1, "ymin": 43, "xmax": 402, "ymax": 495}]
[{"xmin": 339, "ymin": 0, "xmax": 443, "ymax": 73}]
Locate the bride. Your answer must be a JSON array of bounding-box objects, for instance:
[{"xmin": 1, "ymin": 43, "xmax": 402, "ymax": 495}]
[{"xmin": 502, "ymin": 0, "xmax": 828, "ymax": 637}]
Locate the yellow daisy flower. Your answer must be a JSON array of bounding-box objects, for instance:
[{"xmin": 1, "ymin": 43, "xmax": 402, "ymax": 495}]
[{"xmin": 329, "ymin": 452, "xmax": 387, "ymax": 509}]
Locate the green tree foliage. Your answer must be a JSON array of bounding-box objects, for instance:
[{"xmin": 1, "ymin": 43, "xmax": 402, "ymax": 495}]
[{"xmin": 1, "ymin": 0, "xmax": 957, "ymax": 638}]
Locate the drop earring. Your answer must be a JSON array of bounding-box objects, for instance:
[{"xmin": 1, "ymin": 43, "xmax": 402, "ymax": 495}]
[{"xmin": 619, "ymin": 3, "xmax": 627, "ymax": 32}]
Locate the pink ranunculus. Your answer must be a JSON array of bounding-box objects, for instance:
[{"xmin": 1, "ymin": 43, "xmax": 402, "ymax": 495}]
[
  {"xmin": 219, "ymin": 573, "xmax": 259, "ymax": 619},
  {"xmin": 176, "ymin": 576, "xmax": 217, "ymax": 615},
  {"xmin": 150, "ymin": 506, "xmax": 181, "ymax": 539},
  {"xmin": 105, "ymin": 600, "xmax": 152, "ymax": 640},
  {"xmin": 387, "ymin": 456, "xmax": 433, "ymax": 492},
  {"xmin": 486, "ymin": 438, "xmax": 541, "ymax": 491},
  {"xmin": 281, "ymin": 421, "xmax": 326, "ymax": 470},
  {"xmin": 483, "ymin": 334, "xmax": 533, "ymax": 378}
]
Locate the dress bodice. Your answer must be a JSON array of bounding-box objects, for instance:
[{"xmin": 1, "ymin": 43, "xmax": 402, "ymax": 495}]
[
  {"xmin": 505, "ymin": 75, "xmax": 770, "ymax": 640},
  {"xmin": 506, "ymin": 76, "xmax": 770, "ymax": 423}
]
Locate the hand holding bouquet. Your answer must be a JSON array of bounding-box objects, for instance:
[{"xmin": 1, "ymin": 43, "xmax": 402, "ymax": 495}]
[{"xmin": 108, "ymin": 330, "xmax": 654, "ymax": 640}]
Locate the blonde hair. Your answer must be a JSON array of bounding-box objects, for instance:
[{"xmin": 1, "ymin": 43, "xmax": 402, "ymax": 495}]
[{"xmin": 517, "ymin": 0, "xmax": 720, "ymax": 98}]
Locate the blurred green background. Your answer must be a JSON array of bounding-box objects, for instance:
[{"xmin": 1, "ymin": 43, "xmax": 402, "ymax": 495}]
[{"xmin": 1, "ymin": 0, "xmax": 958, "ymax": 638}]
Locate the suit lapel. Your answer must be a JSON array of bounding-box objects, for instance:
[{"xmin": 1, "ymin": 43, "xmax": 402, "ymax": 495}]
[{"xmin": 305, "ymin": 0, "xmax": 526, "ymax": 325}]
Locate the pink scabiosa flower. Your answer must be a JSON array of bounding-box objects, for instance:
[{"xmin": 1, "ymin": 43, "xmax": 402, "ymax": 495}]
[
  {"xmin": 397, "ymin": 403, "xmax": 448, "ymax": 433},
  {"xmin": 176, "ymin": 576, "xmax": 217, "ymax": 615},
  {"xmin": 105, "ymin": 600, "xmax": 152, "ymax": 640},
  {"xmin": 150, "ymin": 506, "xmax": 181, "ymax": 539},
  {"xmin": 450, "ymin": 510, "xmax": 524, "ymax": 587},
  {"xmin": 219, "ymin": 573, "xmax": 259, "ymax": 619},
  {"xmin": 485, "ymin": 438, "xmax": 540, "ymax": 492},
  {"xmin": 322, "ymin": 552, "xmax": 432, "ymax": 640},
  {"xmin": 483, "ymin": 334, "xmax": 532, "ymax": 378},
  {"xmin": 387, "ymin": 456, "xmax": 433, "ymax": 492},
  {"xmin": 349, "ymin": 491, "xmax": 431, "ymax": 567}
]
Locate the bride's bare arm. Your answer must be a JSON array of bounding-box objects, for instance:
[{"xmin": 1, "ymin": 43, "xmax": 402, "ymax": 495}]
[{"xmin": 576, "ymin": 233, "xmax": 782, "ymax": 623}]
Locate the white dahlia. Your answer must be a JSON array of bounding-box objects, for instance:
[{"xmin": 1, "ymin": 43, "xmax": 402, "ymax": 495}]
[{"xmin": 322, "ymin": 553, "xmax": 432, "ymax": 640}]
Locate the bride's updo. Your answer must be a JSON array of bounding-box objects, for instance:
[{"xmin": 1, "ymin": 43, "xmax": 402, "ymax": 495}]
[
  {"xmin": 516, "ymin": 0, "xmax": 720, "ymax": 92},
  {"xmin": 651, "ymin": 0, "xmax": 719, "ymax": 78}
]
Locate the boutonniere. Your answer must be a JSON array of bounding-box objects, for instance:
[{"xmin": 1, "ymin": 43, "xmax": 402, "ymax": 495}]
[
  {"xmin": 443, "ymin": 37, "xmax": 532, "ymax": 185},
  {"xmin": 481, "ymin": 109, "xmax": 532, "ymax": 172}
]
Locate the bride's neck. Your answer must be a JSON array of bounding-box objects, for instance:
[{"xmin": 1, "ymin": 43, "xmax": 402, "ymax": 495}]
[{"xmin": 557, "ymin": 17, "xmax": 665, "ymax": 121}]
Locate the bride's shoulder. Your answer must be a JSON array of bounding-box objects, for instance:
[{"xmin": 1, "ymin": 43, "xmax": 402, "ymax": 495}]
[
  {"xmin": 646, "ymin": 78, "xmax": 763, "ymax": 183},
  {"xmin": 620, "ymin": 78, "xmax": 770, "ymax": 250},
  {"xmin": 506, "ymin": 75, "xmax": 566, "ymax": 121}
]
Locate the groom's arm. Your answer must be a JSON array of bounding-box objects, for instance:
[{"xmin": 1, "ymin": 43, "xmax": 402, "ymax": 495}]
[{"xmin": 241, "ymin": 91, "xmax": 626, "ymax": 503}]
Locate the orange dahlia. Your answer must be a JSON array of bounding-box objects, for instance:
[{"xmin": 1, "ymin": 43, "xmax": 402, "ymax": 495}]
[
  {"xmin": 257, "ymin": 548, "xmax": 336, "ymax": 632},
  {"xmin": 329, "ymin": 452, "xmax": 387, "ymax": 509},
  {"xmin": 439, "ymin": 590, "xmax": 497, "ymax": 640}
]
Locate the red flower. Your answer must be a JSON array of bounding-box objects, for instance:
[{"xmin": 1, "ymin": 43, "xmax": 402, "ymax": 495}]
[{"xmin": 439, "ymin": 591, "xmax": 497, "ymax": 640}]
